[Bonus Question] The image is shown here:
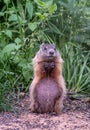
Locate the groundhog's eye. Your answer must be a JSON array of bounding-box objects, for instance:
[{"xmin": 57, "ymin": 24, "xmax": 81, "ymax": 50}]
[
  {"xmin": 54, "ymin": 47, "xmax": 56, "ymax": 51},
  {"xmin": 44, "ymin": 47, "xmax": 47, "ymax": 51}
]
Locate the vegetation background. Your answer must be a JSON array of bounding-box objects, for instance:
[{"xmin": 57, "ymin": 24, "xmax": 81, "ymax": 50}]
[{"xmin": 0, "ymin": 0, "xmax": 90, "ymax": 111}]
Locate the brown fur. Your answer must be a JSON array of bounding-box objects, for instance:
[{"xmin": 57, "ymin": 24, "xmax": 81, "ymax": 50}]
[{"xmin": 29, "ymin": 44, "xmax": 66, "ymax": 114}]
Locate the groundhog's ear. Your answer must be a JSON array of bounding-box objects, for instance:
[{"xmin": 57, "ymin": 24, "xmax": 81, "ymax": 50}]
[
  {"xmin": 59, "ymin": 52, "xmax": 64, "ymax": 63},
  {"xmin": 40, "ymin": 43, "xmax": 45, "ymax": 48},
  {"xmin": 60, "ymin": 57, "xmax": 64, "ymax": 63},
  {"xmin": 52, "ymin": 43, "xmax": 56, "ymax": 47}
]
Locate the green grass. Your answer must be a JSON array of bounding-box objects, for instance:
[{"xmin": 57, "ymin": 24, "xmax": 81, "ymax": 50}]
[{"xmin": 62, "ymin": 43, "xmax": 90, "ymax": 95}]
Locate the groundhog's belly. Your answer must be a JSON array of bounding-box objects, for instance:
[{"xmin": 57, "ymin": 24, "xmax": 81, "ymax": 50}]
[{"xmin": 36, "ymin": 77, "xmax": 60, "ymax": 113}]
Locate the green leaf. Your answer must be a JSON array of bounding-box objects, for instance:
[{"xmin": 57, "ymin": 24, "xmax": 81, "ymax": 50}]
[
  {"xmin": 4, "ymin": 0, "xmax": 10, "ymax": 4},
  {"xmin": 49, "ymin": 4, "xmax": 57, "ymax": 14},
  {"xmin": 0, "ymin": 12, "xmax": 4, "ymax": 16},
  {"xmin": 1, "ymin": 43, "xmax": 21, "ymax": 58},
  {"xmin": 8, "ymin": 14, "xmax": 18, "ymax": 21},
  {"xmin": 4, "ymin": 30, "xmax": 12, "ymax": 39},
  {"xmin": 45, "ymin": 0, "xmax": 53, "ymax": 9},
  {"xmin": 15, "ymin": 38, "xmax": 21, "ymax": 44},
  {"xmin": 28, "ymin": 22, "xmax": 38, "ymax": 31},
  {"xmin": 26, "ymin": 1, "xmax": 33, "ymax": 19},
  {"xmin": 8, "ymin": 14, "xmax": 22, "ymax": 23}
]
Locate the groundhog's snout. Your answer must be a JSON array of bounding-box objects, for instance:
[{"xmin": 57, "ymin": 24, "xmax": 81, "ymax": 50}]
[{"xmin": 49, "ymin": 49, "xmax": 55, "ymax": 57}]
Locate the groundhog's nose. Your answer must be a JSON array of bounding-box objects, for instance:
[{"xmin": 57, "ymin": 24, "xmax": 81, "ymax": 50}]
[{"xmin": 49, "ymin": 50, "xmax": 54, "ymax": 56}]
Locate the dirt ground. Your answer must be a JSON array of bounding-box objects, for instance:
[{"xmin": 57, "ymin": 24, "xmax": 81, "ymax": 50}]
[{"xmin": 0, "ymin": 95, "xmax": 90, "ymax": 130}]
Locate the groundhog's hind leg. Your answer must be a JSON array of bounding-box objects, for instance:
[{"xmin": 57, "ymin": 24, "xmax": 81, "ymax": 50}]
[
  {"xmin": 54, "ymin": 76, "xmax": 66, "ymax": 115},
  {"xmin": 30, "ymin": 101, "xmax": 39, "ymax": 112},
  {"xmin": 29, "ymin": 78, "xmax": 40, "ymax": 112},
  {"xmin": 54, "ymin": 97, "xmax": 64, "ymax": 115}
]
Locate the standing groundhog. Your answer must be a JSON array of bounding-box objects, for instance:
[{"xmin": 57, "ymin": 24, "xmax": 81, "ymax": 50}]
[{"xmin": 29, "ymin": 43, "xmax": 66, "ymax": 114}]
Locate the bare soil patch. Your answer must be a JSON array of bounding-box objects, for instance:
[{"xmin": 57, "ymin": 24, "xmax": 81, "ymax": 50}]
[{"xmin": 0, "ymin": 95, "xmax": 90, "ymax": 130}]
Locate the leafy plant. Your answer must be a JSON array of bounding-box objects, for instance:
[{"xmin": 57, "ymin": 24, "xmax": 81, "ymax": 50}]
[
  {"xmin": 0, "ymin": 0, "xmax": 57, "ymax": 111},
  {"xmin": 61, "ymin": 43, "xmax": 90, "ymax": 94},
  {"xmin": 45, "ymin": 0, "xmax": 90, "ymax": 48}
]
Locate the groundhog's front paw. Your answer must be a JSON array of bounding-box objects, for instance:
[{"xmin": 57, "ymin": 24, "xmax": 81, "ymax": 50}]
[
  {"xmin": 44, "ymin": 62, "xmax": 49, "ymax": 69},
  {"xmin": 50, "ymin": 62, "xmax": 55, "ymax": 69},
  {"xmin": 42, "ymin": 62, "xmax": 49, "ymax": 72}
]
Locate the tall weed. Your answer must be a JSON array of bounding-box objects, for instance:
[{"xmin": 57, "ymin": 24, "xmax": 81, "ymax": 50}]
[{"xmin": 61, "ymin": 43, "xmax": 90, "ymax": 94}]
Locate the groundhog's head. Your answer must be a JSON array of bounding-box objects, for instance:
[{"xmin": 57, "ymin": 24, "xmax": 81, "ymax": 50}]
[{"xmin": 38, "ymin": 43, "xmax": 60, "ymax": 60}]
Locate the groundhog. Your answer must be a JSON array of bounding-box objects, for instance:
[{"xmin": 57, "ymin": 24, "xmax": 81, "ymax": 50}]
[{"xmin": 29, "ymin": 43, "xmax": 66, "ymax": 114}]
